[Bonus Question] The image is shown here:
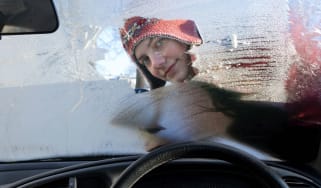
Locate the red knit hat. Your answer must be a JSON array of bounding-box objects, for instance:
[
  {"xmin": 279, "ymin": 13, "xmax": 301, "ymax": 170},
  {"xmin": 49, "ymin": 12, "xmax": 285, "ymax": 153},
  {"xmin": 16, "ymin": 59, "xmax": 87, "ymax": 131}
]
[{"xmin": 120, "ymin": 16, "xmax": 203, "ymax": 60}]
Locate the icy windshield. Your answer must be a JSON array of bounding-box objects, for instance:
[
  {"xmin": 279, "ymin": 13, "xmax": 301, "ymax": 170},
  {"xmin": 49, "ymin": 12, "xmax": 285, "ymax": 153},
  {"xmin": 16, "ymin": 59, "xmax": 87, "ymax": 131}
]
[{"xmin": 0, "ymin": 0, "xmax": 320, "ymax": 165}]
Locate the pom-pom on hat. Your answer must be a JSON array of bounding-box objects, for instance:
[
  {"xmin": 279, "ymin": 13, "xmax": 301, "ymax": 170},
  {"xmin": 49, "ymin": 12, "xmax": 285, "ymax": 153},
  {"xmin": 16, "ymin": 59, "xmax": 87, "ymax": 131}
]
[{"xmin": 119, "ymin": 16, "xmax": 203, "ymax": 89}]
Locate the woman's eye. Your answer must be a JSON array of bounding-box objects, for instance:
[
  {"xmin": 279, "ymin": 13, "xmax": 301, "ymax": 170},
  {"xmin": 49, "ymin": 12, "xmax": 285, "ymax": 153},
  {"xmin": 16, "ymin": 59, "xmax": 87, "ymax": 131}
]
[{"xmin": 155, "ymin": 39, "xmax": 164, "ymax": 48}]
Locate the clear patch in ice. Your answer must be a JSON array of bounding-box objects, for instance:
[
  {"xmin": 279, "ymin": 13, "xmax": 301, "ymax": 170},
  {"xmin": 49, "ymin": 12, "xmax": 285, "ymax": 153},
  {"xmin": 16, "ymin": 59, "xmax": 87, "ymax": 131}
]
[{"xmin": 93, "ymin": 26, "xmax": 136, "ymax": 81}]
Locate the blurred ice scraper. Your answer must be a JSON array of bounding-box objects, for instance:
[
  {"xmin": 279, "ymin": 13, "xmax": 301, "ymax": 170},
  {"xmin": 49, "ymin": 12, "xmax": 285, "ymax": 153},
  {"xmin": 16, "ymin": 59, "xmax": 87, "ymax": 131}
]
[{"xmin": 111, "ymin": 81, "xmax": 291, "ymax": 155}]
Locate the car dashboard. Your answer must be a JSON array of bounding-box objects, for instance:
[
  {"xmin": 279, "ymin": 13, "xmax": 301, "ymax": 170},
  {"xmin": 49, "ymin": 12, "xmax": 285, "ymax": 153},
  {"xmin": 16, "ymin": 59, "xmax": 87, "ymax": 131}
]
[{"xmin": 0, "ymin": 155, "xmax": 320, "ymax": 188}]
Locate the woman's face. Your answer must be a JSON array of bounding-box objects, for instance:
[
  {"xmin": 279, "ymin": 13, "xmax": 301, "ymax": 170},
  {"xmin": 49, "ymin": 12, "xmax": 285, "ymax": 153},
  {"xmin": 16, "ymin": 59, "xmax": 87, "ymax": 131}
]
[{"xmin": 134, "ymin": 37, "xmax": 191, "ymax": 83}]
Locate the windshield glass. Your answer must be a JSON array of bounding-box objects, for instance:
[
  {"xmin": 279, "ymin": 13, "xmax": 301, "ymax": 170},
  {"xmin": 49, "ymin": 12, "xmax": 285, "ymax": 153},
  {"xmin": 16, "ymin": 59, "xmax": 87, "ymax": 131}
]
[{"xmin": 0, "ymin": 0, "xmax": 320, "ymax": 173}]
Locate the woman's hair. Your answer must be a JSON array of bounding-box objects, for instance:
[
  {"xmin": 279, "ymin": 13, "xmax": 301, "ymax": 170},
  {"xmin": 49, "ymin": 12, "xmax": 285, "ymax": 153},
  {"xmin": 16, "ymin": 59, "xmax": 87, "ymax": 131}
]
[{"xmin": 136, "ymin": 63, "xmax": 166, "ymax": 89}]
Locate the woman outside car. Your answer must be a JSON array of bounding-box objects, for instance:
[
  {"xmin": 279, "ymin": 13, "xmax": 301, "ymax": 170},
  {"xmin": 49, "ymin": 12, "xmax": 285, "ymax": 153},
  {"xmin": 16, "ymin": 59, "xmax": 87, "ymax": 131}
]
[{"xmin": 119, "ymin": 16, "xmax": 203, "ymax": 90}]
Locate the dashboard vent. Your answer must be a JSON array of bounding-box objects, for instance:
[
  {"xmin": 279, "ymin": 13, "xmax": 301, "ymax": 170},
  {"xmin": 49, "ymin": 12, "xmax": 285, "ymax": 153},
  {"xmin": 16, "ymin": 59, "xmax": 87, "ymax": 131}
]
[{"xmin": 283, "ymin": 176, "xmax": 319, "ymax": 188}]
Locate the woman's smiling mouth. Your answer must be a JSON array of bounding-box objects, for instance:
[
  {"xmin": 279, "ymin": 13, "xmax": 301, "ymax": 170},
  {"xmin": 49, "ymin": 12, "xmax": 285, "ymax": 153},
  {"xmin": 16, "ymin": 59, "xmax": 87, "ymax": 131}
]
[{"xmin": 165, "ymin": 62, "xmax": 176, "ymax": 78}]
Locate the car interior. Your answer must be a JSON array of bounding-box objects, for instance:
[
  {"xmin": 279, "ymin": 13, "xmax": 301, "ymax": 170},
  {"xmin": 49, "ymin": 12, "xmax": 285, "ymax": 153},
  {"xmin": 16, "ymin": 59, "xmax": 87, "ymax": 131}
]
[{"xmin": 0, "ymin": 0, "xmax": 320, "ymax": 188}]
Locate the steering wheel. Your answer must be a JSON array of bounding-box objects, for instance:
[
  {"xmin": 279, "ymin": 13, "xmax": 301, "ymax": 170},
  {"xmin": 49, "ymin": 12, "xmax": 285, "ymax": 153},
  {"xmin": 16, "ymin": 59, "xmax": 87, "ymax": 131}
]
[{"xmin": 111, "ymin": 142, "xmax": 289, "ymax": 188}]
